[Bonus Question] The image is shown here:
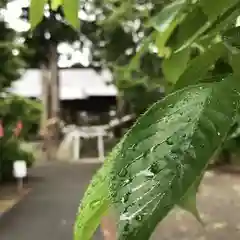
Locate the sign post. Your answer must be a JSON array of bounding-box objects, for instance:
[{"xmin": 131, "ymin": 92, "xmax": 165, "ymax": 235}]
[{"xmin": 13, "ymin": 160, "xmax": 27, "ymax": 195}]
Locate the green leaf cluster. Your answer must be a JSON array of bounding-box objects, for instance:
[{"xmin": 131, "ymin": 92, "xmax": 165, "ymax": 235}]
[
  {"xmin": 30, "ymin": 0, "xmax": 79, "ymax": 29},
  {"xmin": 29, "ymin": 1, "xmax": 240, "ymax": 239}
]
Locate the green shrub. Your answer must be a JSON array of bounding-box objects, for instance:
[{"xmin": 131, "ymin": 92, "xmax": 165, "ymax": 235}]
[
  {"xmin": 0, "ymin": 94, "xmax": 39, "ymax": 181},
  {"xmin": 0, "ymin": 94, "xmax": 42, "ymax": 140},
  {"xmin": 0, "ymin": 138, "xmax": 35, "ymax": 182}
]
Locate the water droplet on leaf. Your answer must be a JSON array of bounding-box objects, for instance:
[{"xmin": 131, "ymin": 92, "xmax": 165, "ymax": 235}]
[
  {"xmin": 166, "ymin": 138, "xmax": 173, "ymax": 145},
  {"xmin": 123, "ymin": 207, "xmax": 129, "ymax": 214},
  {"xmin": 129, "ymin": 143, "xmax": 137, "ymax": 150},
  {"xmin": 123, "ymin": 221, "xmax": 130, "ymax": 232},
  {"xmin": 119, "ymin": 168, "xmax": 128, "ymax": 177},
  {"xmin": 135, "ymin": 214, "xmax": 143, "ymax": 221},
  {"xmin": 139, "ymin": 169, "xmax": 155, "ymax": 179},
  {"xmin": 111, "ymin": 190, "xmax": 117, "ymax": 199},
  {"xmin": 150, "ymin": 145, "xmax": 158, "ymax": 153},
  {"xmin": 121, "ymin": 192, "xmax": 131, "ymax": 203},
  {"xmin": 90, "ymin": 199, "xmax": 100, "ymax": 209},
  {"xmin": 149, "ymin": 162, "xmax": 161, "ymax": 174},
  {"xmin": 171, "ymin": 147, "xmax": 181, "ymax": 155},
  {"xmin": 123, "ymin": 178, "xmax": 131, "ymax": 185}
]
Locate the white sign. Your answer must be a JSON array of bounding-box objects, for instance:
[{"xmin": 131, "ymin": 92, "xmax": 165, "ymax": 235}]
[{"xmin": 13, "ymin": 161, "xmax": 27, "ymax": 178}]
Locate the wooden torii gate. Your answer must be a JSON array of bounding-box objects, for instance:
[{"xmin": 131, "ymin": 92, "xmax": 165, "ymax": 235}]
[{"xmin": 61, "ymin": 114, "xmax": 134, "ymax": 162}]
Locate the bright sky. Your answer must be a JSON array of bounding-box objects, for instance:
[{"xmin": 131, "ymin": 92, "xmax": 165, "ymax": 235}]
[
  {"xmin": 5, "ymin": 0, "xmax": 30, "ymax": 32},
  {"xmin": 4, "ymin": 0, "xmax": 90, "ymax": 68}
]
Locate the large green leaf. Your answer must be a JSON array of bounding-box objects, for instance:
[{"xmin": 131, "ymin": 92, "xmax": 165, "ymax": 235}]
[
  {"xmin": 151, "ymin": 0, "xmax": 186, "ymax": 56},
  {"xmin": 74, "ymin": 165, "xmax": 109, "ymax": 240},
  {"xmin": 151, "ymin": 0, "xmax": 186, "ymax": 33},
  {"xmin": 74, "ymin": 139, "xmax": 124, "ymax": 240},
  {"xmin": 173, "ymin": 0, "xmax": 240, "ymax": 52},
  {"xmin": 174, "ymin": 43, "xmax": 227, "ymax": 90},
  {"xmin": 162, "ymin": 48, "xmax": 190, "ymax": 84},
  {"xmin": 51, "ymin": 0, "xmax": 63, "ymax": 10},
  {"xmin": 223, "ymin": 26, "xmax": 240, "ymax": 49},
  {"xmin": 174, "ymin": 6, "xmax": 208, "ymax": 50},
  {"xmin": 178, "ymin": 173, "xmax": 204, "ymax": 224},
  {"xmin": 229, "ymin": 51, "xmax": 240, "ymax": 77},
  {"xmin": 30, "ymin": 0, "xmax": 47, "ymax": 29},
  {"xmin": 63, "ymin": 0, "xmax": 79, "ymax": 29},
  {"xmin": 201, "ymin": 3, "xmax": 240, "ymax": 40},
  {"xmin": 199, "ymin": 0, "xmax": 239, "ymax": 21},
  {"xmin": 110, "ymin": 77, "xmax": 240, "ymax": 240}
]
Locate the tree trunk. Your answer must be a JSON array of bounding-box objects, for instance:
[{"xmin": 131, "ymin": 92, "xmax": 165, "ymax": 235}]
[
  {"xmin": 50, "ymin": 44, "xmax": 60, "ymax": 121},
  {"xmin": 49, "ymin": 44, "xmax": 60, "ymax": 160},
  {"xmin": 40, "ymin": 63, "xmax": 51, "ymax": 161},
  {"xmin": 40, "ymin": 63, "xmax": 50, "ymax": 132}
]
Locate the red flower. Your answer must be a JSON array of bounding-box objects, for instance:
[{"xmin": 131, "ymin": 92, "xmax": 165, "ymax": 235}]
[{"xmin": 0, "ymin": 120, "xmax": 4, "ymax": 137}]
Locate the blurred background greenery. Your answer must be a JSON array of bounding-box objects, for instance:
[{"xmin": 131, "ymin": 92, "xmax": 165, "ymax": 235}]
[{"xmin": 1, "ymin": 0, "xmax": 240, "ymax": 181}]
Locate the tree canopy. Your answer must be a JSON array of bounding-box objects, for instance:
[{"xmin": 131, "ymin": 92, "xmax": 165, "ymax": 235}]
[
  {"xmin": 21, "ymin": 0, "xmax": 167, "ymax": 113},
  {"xmin": 0, "ymin": 0, "xmax": 26, "ymax": 91}
]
